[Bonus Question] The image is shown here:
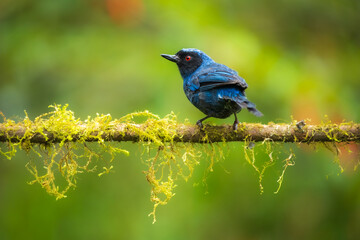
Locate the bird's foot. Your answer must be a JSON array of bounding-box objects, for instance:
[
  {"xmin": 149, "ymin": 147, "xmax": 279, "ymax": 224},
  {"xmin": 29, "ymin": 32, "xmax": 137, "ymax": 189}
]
[
  {"xmin": 233, "ymin": 120, "xmax": 240, "ymax": 131},
  {"xmin": 196, "ymin": 120, "xmax": 204, "ymax": 130}
]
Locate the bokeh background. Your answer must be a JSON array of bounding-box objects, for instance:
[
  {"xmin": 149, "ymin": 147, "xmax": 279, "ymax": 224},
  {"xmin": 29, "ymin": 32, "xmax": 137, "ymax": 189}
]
[{"xmin": 1, "ymin": 0, "xmax": 360, "ymax": 239}]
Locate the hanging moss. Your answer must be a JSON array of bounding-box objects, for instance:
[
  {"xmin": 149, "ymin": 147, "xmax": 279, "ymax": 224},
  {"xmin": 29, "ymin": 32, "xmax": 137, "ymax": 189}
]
[
  {"xmin": 0, "ymin": 105, "xmax": 206, "ymax": 223},
  {"xmin": 0, "ymin": 104, "xmax": 358, "ymax": 223}
]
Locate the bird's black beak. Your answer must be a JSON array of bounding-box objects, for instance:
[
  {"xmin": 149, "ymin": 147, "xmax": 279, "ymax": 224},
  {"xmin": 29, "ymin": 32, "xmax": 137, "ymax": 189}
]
[{"xmin": 161, "ymin": 54, "xmax": 179, "ymax": 63}]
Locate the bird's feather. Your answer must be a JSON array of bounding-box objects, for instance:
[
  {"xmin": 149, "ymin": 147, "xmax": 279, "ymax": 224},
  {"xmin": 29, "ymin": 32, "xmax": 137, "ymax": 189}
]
[
  {"xmin": 195, "ymin": 65, "xmax": 248, "ymax": 92},
  {"xmin": 223, "ymin": 95, "xmax": 263, "ymax": 117}
]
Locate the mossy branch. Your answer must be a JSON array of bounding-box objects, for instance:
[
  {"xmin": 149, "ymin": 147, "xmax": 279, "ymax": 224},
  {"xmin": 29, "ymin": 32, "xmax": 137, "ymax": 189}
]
[
  {"xmin": 1, "ymin": 105, "xmax": 359, "ymax": 224},
  {"xmin": 0, "ymin": 122, "xmax": 359, "ymax": 143}
]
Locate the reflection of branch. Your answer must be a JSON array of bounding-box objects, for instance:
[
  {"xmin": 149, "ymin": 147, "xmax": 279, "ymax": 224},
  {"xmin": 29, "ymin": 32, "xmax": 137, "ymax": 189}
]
[{"xmin": 1, "ymin": 122, "xmax": 359, "ymax": 143}]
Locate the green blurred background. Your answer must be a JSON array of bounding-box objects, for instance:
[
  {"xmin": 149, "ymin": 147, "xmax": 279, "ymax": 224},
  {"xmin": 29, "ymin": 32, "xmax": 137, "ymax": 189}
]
[{"xmin": 1, "ymin": 0, "xmax": 360, "ymax": 239}]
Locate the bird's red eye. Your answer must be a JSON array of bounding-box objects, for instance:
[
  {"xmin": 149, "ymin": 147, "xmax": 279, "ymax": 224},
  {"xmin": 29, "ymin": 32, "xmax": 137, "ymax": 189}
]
[{"xmin": 185, "ymin": 56, "xmax": 191, "ymax": 61}]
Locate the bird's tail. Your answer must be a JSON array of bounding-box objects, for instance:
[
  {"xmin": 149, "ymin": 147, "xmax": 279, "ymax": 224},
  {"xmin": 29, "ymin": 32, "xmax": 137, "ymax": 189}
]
[{"xmin": 236, "ymin": 98, "xmax": 263, "ymax": 117}]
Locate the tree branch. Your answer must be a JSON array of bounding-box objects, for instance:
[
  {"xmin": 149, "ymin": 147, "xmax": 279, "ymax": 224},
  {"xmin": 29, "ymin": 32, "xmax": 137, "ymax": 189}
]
[{"xmin": 1, "ymin": 122, "xmax": 359, "ymax": 143}]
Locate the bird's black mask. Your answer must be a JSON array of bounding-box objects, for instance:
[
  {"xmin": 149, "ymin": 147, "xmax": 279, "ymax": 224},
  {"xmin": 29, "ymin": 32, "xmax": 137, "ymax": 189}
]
[{"xmin": 161, "ymin": 50, "xmax": 203, "ymax": 78}]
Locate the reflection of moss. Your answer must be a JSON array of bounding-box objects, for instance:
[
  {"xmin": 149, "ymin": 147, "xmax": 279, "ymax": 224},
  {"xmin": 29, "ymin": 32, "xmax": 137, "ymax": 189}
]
[{"xmin": 1, "ymin": 105, "xmax": 358, "ymax": 223}]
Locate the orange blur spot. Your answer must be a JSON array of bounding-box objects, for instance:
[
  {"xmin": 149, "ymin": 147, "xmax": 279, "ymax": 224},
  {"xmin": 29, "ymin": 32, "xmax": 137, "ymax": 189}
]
[{"xmin": 106, "ymin": 0, "xmax": 143, "ymax": 25}]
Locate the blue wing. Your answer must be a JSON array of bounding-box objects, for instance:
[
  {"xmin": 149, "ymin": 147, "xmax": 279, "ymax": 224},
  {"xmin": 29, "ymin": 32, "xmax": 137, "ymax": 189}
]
[{"xmin": 195, "ymin": 64, "xmax": 248, "ymax": 92}]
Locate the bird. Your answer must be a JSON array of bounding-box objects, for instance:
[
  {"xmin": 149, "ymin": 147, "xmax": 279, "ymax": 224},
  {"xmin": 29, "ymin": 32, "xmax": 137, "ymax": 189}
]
[{"xmin": 161, "ymin": 48, "xmax": 262, "ymax": 130}]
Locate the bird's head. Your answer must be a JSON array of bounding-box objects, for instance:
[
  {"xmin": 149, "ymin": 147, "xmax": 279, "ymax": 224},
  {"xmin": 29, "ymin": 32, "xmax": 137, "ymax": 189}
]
[{"xmin": 161, "ymin": 48, "xmax": 213, "ymax": 78}]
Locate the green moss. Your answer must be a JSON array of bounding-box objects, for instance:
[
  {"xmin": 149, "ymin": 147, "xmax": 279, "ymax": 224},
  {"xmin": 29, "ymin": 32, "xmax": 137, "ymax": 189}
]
[
  {"xmin": 1, "ymin": 105, "xmax": 131, "ymax": 200},
  {"xmin": 309, "ymin": 117, "xmax": 359, "ymax": 172},
  {"xmin": 0, "ymin": 105, "xmax": 298, "ymax": 221},
  {"xmin": 1, "ymin": 105, "xmax": 357, "ymax": 223},
  {"xmin": 0, "ymin": 105, "xmax": 205, "ymax": 223}
]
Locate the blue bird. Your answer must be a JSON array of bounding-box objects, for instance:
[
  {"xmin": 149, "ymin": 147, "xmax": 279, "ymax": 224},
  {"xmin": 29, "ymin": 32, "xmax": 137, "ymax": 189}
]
[{"xmin": 161, "ymin": 48, "xmax": 263, "ymax": 130}]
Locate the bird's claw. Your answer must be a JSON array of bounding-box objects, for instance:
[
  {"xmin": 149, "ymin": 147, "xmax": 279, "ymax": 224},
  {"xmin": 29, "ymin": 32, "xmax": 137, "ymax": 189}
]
[
  {"xmin": 233, "ymin": 120, "xmax": 239, "ymax": 131},
  {"xmin": 196, "ymin": 120, "xmax": 204, "ymax": 130}
]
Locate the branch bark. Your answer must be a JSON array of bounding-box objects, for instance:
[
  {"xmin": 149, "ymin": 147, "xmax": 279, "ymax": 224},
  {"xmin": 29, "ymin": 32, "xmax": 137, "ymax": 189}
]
[{"xmin": 0, "ymin": 122, "xmax": 359, "ymax": 143}]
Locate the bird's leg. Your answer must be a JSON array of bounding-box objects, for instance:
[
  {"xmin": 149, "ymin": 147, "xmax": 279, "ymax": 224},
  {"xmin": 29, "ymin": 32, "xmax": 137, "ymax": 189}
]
[
  {"xmin": 233, "ymin": 113, "xmax": 239, "ymax": 130},
  {"xmin": 196, "ymin": 116, "xmax": 210, "ymax": 129}
]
